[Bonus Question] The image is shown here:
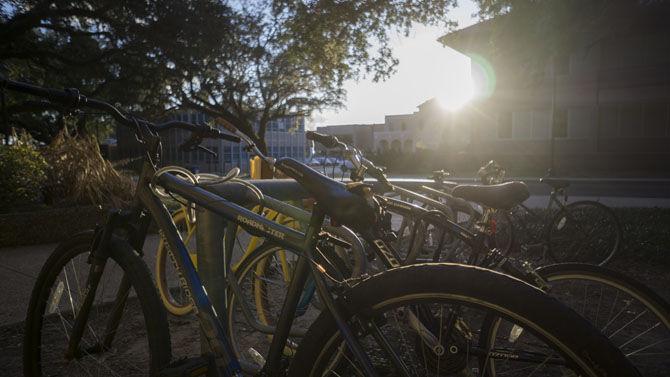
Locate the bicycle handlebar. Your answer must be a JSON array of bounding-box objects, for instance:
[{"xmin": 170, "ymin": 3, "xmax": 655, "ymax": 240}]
[
  {"xmin": 306, "ymin": 130, "xmax": 390, "ymax": 185},
  {"xmin": 1, "ymin": 78, "xmax": 240, "ymax": 144},
  {"xmin": 305, "ymin": 131, "xmax": 346, "ymax": 149}
]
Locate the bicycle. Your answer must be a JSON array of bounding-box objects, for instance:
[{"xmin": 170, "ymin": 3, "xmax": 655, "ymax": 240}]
[
  {"xmin": 430, "ymin": 160, "xmax": 622, "ymax": 265},
  {"xmin": 8, "ymin": 79, "xmax": 641, "ymax": 376},
  {"xmin": 153, "ymin": 171, "xmax": 303, "ymax": 316},
  {"xmin": 307, "ymin": 131, "xmax": 668, "ymax": 376}
]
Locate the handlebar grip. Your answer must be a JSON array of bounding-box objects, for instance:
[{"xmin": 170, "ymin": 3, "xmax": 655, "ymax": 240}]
[
  {"xmin": 206, "ymin": 127, "xmax": 240, "ymax": 143},
  {"xmin": 306, "ymin": 131, "xmax": 340, "ymax": 149},
  {"xmin": 366, "ymin": 166, "xmax": 386, "ymax": 182},
  {"xmin": 5, "ymin": 80, "xmax": 79, "ymax": 106}
]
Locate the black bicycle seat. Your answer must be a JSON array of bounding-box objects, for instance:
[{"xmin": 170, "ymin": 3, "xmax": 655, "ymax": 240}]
[
  {"xmin": 275, "ymin": 158, "xmax": 376, "ymax": 231},
  {"xmin": 452, "ymin": 181, "xmax": 529, "ymax": 210},
  {"xmin": 540, "ymin": 177, "xmax": 570, "ymax": 190}
]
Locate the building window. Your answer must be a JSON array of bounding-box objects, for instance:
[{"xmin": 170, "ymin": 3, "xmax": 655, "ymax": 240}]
[
  {"xmin": 224, "ymin": 146, "xmax": 232, "ymax": 163},
  {"xmin": 554, "ymin": 53, "xmax": 570, "ymax": 75},
  {"xmin": 401, "ymin": 122, "xmax": 407, "ymax": 131},
  {"xmin": 643, "ymin": 104, "xmax": 668, "ymax": 137},
  {"xmin": 552, "ymin": 108, "xmax": 568, "ymax": 138},
  {"xmin": 498, "ymin": 112, "xmax": 512, "ymax": 139},
  {"xmin": 619, "ymin": 105, "xmax": 643, "ymax": 137},
  {"xmin": 512, "ymin": 111, "xmax": 532, "ymax": 139},
  {"xmin": 598, "ymin": 105, "xmax": 619, "ymax": 138}
]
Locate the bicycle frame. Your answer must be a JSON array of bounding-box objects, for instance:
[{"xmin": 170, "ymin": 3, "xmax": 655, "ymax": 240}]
[
  {"xmin": 510, "ymin": 188, "xmax": 569, "ymax": 247},
  {"xmin": 66, "ymin": 153, "xmax": 407, "ymax": 376}
]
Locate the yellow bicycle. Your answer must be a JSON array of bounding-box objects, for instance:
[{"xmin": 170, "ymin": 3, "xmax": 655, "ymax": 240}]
[{"xmin": 155, "ymin": 203, "xmax": 301, "ymax": 316}]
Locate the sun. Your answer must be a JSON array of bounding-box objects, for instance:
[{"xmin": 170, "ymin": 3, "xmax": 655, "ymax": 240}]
[{"xmin": 435, "ymin": 77, "xmax": 474, "ymax": 111}]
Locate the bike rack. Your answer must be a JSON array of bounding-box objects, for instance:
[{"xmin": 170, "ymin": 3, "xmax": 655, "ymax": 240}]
[
  {"xmin": 194, "ymin": 177, "xmax": 438, "ymax": 358},
  {"xmin": 195, "ymin": 179, "xmax": 308, "ymax": 357}
]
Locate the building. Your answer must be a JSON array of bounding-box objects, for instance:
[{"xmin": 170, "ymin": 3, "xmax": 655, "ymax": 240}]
[
  {"xmin": 117, "ymin": 111, "xmax": 306, "ymax": 174},
  {"xmin": 315, "ymin": 123, "xmax": 379, "ymax": 153},
  {"xmin": 317, "ymin": 99, "xmax": 470, "ymax": 156},
  {"xmin": 374, "ymin": 99, "xmax": 471, "ymax": 154},
  {"xmin": 439, "ymin": 2, "xmax": 670, "ymax": 175}
]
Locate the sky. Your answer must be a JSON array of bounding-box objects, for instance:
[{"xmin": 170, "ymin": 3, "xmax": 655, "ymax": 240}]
[{"xmin": 312, "ymin": 1, "xmax": 479, "ymax": 128}]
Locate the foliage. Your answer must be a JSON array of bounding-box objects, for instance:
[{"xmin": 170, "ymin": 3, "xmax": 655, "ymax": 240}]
[
  {"xmin": 1, "ymin": 0, "xmax": 237, "ymax": 141},
  {"xmin": 174, "ymin": 0, "xmax": 459, "ymax": 153},
  {"xmin": 42, "ymin": 130, "xmax": 133, "ymax": 207},
  {"xmin": 0, "ymin": 129, "xmax": 47, "ymax": 211},
  {"xmin": 615, "ymin": 207, "xmax": 670, "ymax": 265}
]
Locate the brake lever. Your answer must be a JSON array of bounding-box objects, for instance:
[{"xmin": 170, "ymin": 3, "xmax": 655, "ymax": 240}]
[{"xmin": 197, "ymin": 144, "xmax": 218, "ymax": 158}]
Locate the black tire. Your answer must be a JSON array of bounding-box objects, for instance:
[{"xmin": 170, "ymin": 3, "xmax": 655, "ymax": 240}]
[
  {"xmin": 24, "ymin": 231, "xmax": 172, "ymax": 376},
  {"xmin": 547, "ymin": 200, "xmax": 621, "ymax": 265},
  {"xmin": 288, "ymin": 263, "xmax": 640, "ymax": 376},
  {"xmin": 537, "ymin": 263, "xmax": 670, "ymax": 376}
]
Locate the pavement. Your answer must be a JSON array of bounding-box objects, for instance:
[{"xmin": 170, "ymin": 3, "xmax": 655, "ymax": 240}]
[
  {"xmin": 0, "ymin": 235, "xmax": 162, "ymax": 326},
  {"xmin": 389, "ymin": 177, "xmax": 670, "ymax": 208}
]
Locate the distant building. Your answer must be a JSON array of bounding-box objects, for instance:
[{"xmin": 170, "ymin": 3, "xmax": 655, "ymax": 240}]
[
  {"xmin": 317, "ymin": 98, "xmax": 470, "ymax": 156},
  {"xmin": 117, "ymin": 111, "xmax": 306, "ymax": 173},
  {"xmin": 315, "ymin": 123, "xmax": 379, "ymax": 153},
  {"xmin": 439, "ymin": 2, "xmax": 670, "ymax": 175},
  {"xmin": 374, "ymin": 99, "xmax": 470, "ymax": 154}
]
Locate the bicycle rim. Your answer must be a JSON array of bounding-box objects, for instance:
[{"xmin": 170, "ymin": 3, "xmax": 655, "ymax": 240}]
[{"xmin": 539, "ymin": 264, "xmax": 669, "ymax": 376}]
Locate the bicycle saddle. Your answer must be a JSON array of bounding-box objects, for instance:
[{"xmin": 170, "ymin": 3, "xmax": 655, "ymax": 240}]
[
  {"xmin": 540, "ymin": 177, "xmax": 570, "ymax": 190},
  {"xmin": 452, "ymin": 181, "xmax": 529, "ymax": 210},
  {"xmin": 275, "ymin": 158, "xmax": 377, "ymax": 231}
]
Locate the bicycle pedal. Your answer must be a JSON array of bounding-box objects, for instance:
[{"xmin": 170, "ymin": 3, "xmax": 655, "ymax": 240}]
[{"xmin": 160, "ymin": 355, "xmax": 212, "ymax": 377}]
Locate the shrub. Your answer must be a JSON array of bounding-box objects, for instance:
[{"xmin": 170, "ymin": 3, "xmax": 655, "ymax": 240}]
[
  {"xmin": 0, "ymin": 131, "xmax": 48, "ymax": 211},
  {"xmin": 42, "ymin": 131, "xmax": 133, "ymax": 207}
]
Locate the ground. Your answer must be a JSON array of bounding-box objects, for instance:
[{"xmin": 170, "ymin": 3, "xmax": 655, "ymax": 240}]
[{"xmin": 1, "ymin": 203, "xmax": 668, "ymax": 376}]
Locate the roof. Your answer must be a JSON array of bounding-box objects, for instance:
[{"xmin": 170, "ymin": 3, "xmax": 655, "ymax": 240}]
[
  {"xmin": 417, "ymin": 97, "xmax": 440, "ymax": 110},
  {"xmin": 438, "ymin": 17, "xmax": 502, "ymax": 55}
]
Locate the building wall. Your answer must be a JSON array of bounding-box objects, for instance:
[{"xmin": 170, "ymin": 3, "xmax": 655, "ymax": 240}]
[{"xmin": 458, "ymin": 24, "xmax": 670, "ymax": 175}]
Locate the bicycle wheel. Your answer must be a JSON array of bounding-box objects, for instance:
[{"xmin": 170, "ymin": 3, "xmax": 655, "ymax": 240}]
[
  {"xmin": 24, "ymin": 232, "xmax": 171, "ymax": 376},
  {"xmin": 548, "ymin": 201, "xmax": 621, "ymax": 265},
  {"xmin": 288, "ymin": 263, "xmax": 640, "ymax": 376},
  {"xmin": 226, "ymin": 241, "xmax": 351, "ymax": 372},
  {"xmin": 156, "ymin": 209, "xmax": 197, "ymax": 316},
  {"xmin": 537, "ymin": 263, "xmax": 669, "ymax": 376}
]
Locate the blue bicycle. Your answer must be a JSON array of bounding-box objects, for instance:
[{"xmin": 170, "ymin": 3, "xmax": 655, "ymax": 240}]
[{"xmin": 7, "ymin": 79, "xmax": 640, "ymax": 377}]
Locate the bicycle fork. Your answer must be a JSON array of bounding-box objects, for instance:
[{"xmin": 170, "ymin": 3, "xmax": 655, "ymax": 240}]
[{"xmin": 65, "ymin": 211, "xmax": 127, "ymax": 359}]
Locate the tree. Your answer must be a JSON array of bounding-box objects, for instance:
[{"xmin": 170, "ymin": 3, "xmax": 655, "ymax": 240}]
[
  {"xmin": 1, "ymin": 0, "xmax": 237, "ymax": 141},
  {"xmin": 174, "ymin": 0, "xmax": 459, "ymax": 154}
]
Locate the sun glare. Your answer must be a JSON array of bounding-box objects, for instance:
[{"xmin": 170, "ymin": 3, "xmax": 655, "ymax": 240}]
[{"xmin": 435, "ymin": 77, "xmax": 474, "ymax": 111}]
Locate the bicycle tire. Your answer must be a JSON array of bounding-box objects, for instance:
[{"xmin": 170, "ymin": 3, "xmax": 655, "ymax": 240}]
[
  {"xmin": 24, "ymin": 231, "xmax": 172, "ymax": 376},
  {"xmin": 547, "ymin": 200, "xmax": 622, "ymax": 265},
  {"xmin": 288, "ymin": 263, "xmax": 640, "ymax": 376},
  {"xmin": 537, "ymin": 263, "xmax": 669, "ymax": 376},
  {"xmin": 156, "ymin": 209, "xmax": 197, "ymax": 316}
]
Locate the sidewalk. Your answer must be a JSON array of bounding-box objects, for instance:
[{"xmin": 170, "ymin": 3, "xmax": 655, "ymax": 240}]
[{"xmin": 0, "ymin": 235, "xmax": 161, "ymax": 326}]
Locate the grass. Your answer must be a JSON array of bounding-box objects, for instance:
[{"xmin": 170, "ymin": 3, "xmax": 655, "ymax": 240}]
[{"xmin": 614, "ymin": 208, "xmax": 670, "ymax": 264}]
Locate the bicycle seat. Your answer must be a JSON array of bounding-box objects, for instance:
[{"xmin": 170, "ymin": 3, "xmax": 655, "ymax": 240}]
[
  {"xmin": 452, "ymin": 181, "xmax": 529, "ymax": 210},
  {"xmin": 275, "ymin": 158, "xmax": 377, "ymax": 231},
  {"xmin": 540, "ymin": 177, "xmax": 570, "ymax": 190}
]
